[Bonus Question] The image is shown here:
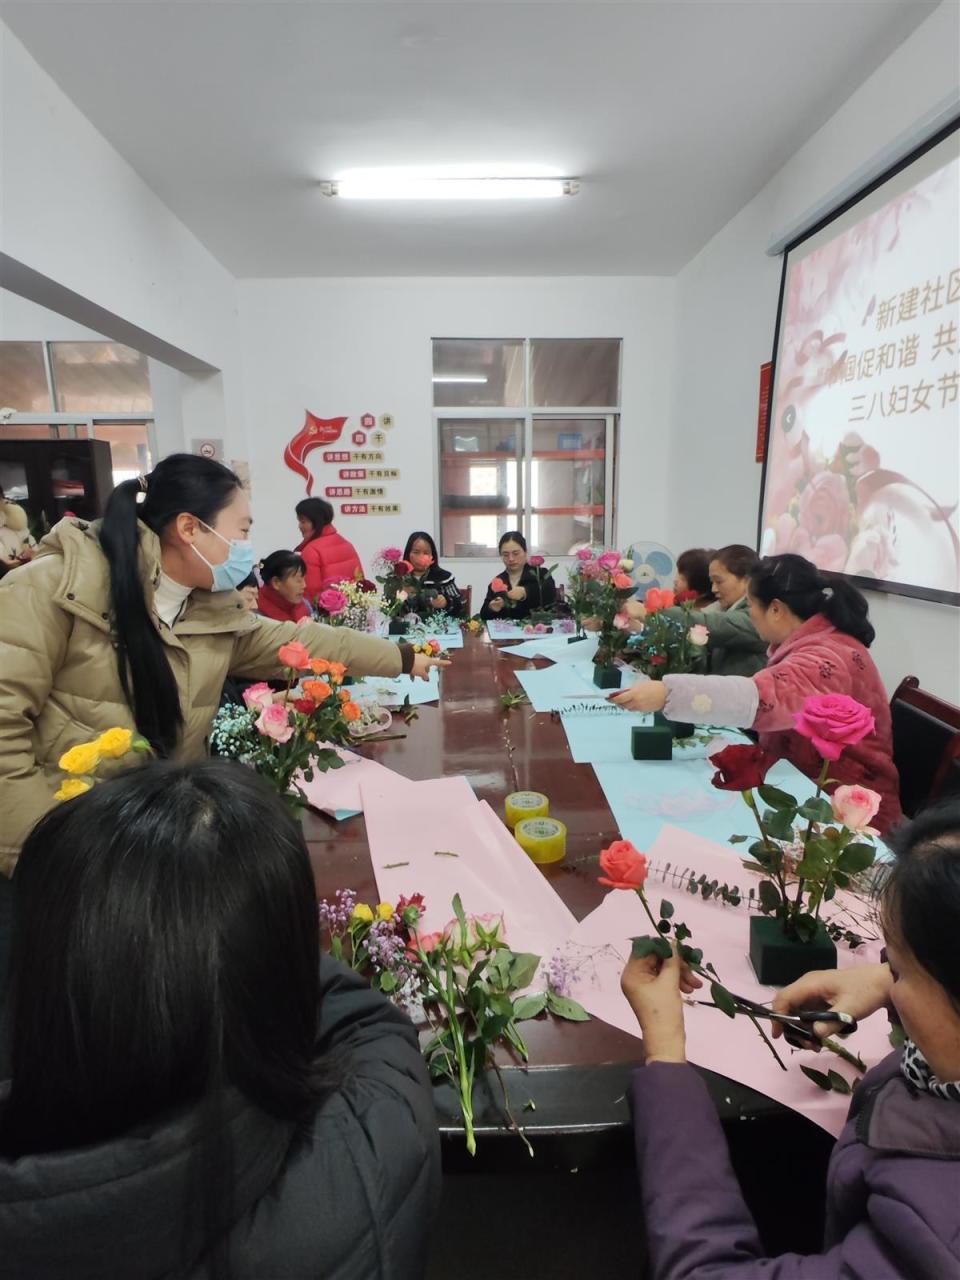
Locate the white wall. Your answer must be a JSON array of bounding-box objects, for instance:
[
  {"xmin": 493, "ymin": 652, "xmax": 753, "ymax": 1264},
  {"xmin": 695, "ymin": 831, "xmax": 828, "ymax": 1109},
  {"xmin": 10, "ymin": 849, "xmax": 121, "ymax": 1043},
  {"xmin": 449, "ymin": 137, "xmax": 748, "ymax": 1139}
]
[
  {"xmin": 237, "ymin": 276, "xmax": 675, "ymax": 605},
  {"xmin": 0, "ymin": 20, "xmax": 246, "ymax": 458},
  {"xmin": 668, "ymin": 1, "xmax": 960, "ymax": 701}
]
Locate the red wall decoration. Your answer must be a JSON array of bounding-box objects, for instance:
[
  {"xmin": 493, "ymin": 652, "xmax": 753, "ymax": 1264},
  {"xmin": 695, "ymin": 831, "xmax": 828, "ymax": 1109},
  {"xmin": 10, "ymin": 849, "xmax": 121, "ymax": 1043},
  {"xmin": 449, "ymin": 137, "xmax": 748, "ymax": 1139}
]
[{"xmin": 283, "ymin": 411, "xmax": 348, "ymax": 494}]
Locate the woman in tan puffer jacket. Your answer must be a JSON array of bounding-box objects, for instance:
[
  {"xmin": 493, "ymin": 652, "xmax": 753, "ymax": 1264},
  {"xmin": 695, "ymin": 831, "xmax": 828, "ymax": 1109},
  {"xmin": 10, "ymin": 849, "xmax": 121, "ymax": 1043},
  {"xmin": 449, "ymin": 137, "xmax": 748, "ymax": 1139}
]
[{"xmin": 0, "ymin": 454, "xmax": 445, "ymax": 875}]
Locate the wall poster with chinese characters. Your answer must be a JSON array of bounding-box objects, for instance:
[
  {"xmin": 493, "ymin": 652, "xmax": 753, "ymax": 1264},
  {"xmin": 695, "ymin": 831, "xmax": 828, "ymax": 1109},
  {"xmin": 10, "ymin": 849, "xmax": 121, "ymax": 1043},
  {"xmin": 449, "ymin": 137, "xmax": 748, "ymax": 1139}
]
[
  {"xmin": 760, "ymin": 124, "xmax": 959, "ymax": 604},
  {"xmin": 283, "ymin": 410, "xmax": 400, "ymax": 516}
]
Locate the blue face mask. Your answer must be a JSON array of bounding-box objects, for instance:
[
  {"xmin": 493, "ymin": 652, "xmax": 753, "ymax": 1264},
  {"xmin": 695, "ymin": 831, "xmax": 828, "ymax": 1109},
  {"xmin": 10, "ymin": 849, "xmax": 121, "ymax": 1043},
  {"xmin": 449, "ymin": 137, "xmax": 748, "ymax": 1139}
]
[{"xmin": 192, "ymin": 522, "xmax": 256, "ymax": 592}]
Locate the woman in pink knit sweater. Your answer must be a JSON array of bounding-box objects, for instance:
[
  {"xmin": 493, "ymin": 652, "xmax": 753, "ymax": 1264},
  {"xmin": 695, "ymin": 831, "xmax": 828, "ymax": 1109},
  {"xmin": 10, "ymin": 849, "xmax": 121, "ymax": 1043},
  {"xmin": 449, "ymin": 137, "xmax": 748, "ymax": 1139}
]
[{"xmin": 613, "ymin": 554, "xmax": 903, "ymax": 834}]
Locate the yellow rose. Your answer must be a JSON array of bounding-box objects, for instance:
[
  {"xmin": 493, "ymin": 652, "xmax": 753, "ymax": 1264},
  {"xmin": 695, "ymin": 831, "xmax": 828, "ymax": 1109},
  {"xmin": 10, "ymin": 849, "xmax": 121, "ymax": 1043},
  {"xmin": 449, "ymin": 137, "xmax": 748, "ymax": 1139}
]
[
  {"xmin": 58, "ymin": 741, "xmax": 101, "ymax": 775},
  {"xmin": 376, "ymin": 902, "xmax": 394, "ymax": 921},
  {"xmin": 351, "ymin": 903, "xmax": 374, "ymax": 924},
  {"xmin": 96, "ymin": 727, "xmax": 134, "ymax": 759},
  {"xmin": 54, "ymin": 778, "xmax": 93, "ymax": 802}
]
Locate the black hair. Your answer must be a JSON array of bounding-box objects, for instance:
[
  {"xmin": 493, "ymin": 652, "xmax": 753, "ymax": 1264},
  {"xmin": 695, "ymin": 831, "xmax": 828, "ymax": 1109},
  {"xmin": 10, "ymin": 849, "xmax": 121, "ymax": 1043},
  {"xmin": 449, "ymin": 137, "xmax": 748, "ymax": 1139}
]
[
  {"xmin": 711, "ymin": 544, "xmax": 762, "ymax": 580},
  {"xmin": 236, "ymin": 571, "xmax": 258, "ymax": 592},
  {"xmin": 881, "ymin": 801, "xmax": 960, "ymax": 1010},
  {"xmin": 296, "ymin": 498, "xmax": 334, "ymax": 539},
  {"xmin": 260, "ymin": 550, "xmax": 307, "ymax": 584},
  {"xmin": 749, "ymin": 553, "xmax": 875, "ymax": 647},
  {"xmin": 0, "ymin": 760, "xmax": 330, "ymax": 1160},
  {"xmin": 99, "ymin": 454, "xmax": 241, "ymax": 756},
  {"xmin": 498, "ymin": 530, "xmax": 527, "ymax": 553},
  {"xmin": 676, "ymin": 548, "xmax": 715, "ymax": 601},
  {"xmin": 403, "ymin": 531, "xmax": 439, "ymax": 563}
]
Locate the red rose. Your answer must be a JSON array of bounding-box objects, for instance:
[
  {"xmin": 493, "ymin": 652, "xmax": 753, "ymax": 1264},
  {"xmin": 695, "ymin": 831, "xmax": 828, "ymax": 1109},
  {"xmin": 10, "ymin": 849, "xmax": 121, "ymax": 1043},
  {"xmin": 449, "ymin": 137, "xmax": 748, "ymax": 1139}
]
[
  {"xmin": 490, "ymin": 576, "xmax": 509, "ymax": 593},
  {"xmin": 644, "ymin": 587, "xmax": 676, "ymax": 613},
  {"xmin": 647, "ymin": 654, "xmax": 667, "ymax": 666},
  {"xmin": 598, "ymin": 840, "xmax": 648, "ymax": 890},
  {"xmin": 710, "ymin": 743, "xmax": 777, "ymax": 791},
  {"xmin": 395, "ymin": 560, "xmax": 413, "ymax": 576},
  {"xmin": 793, "ymin": 693, "xmax": 875, "ymax": 761},
  {"xmin": 528, "ymin": 555, "xmax": 545, "ymax": 567},
  {"xmin": 675, "ymin": 589, "xmax": 698, "ymax": 604},
  {"xmin": 292, "ymin": 697, "xmax": 315, "ymax": 715}
]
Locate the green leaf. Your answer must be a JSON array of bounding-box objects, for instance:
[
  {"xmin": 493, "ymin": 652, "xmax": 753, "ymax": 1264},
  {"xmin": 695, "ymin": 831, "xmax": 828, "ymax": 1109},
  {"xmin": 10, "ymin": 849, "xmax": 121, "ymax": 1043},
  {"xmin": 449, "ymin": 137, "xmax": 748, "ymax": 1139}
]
[
  {"xmin": 793, "ymin": 912, "xmax": 819, "ymax": 943},
  {"xmin": 758, "ymin": 880, "xmax": 782, "ymax": 914},
  {"xmin": 797, "ymin": 796, "xmax": 834, "ymax": 823},
  {"xmin": 763, "ymin": 808, "xmax": 798, "ymax": 841},
  {"xmin": 800, "ymin": 1065, "xmax": 833, "ymax": 1091},
  {"xmin": 673, "ymin": 922, "xmax": 691, "ymax": 944},
  {"xmin": 837, "ymin": 843, "xmax": 876, "ymax": 874},
  {"xmin": 758, "ymin": 784, "xmax": 797, "ymax": 811},
  {"xmin": 827, "ymin": 1070, "xmax": 852, "ymax": 1095},
  {"xmin": 657, "ymin": 920, "xmax": 672, "ymax": 934},
  {"xmin": 630, "ymin": 935, "xmax": 672, "ymax": 960},
  {"xmin": 378, "ymin": 971, "xmax": 397, "ymax": 993},
  {"xmin": 659, "ymin": 900, "xmax": 675, "ymax": 920},
  {"xmin": 507, "ymin": 952, "xmax": 542, "ymax": 991},
  {"xmin": 451, "ymin": 893, "xmax": 468, "ymax": 942},
  {"xmin": 710, "ymin": 982, "xmax": 737, "ymax": 1018},
  {"xmin": 546, "ymin": 991, "xmax": 590, "ymax": 1022},
  {"xmin": 728, "ymin": 834, "xmax": 749, "ymax": 845},
  {"xmin": 678, "ymin": 944, "xmax": 703, "ymax": 967},
  {"xmin": 512, "ymin": 993, "xmax": 548, "ymax": 1021}
]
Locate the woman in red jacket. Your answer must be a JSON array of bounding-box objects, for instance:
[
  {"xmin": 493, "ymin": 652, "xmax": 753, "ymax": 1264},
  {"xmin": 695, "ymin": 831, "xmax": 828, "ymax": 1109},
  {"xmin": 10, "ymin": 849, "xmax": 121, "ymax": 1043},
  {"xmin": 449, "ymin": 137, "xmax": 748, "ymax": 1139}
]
[
  {"xmin": 295, "ymin": 498, "xmax": 364, "ymax": 603},
  {"xmin": 257, "ymin": 550, "xmax": 311, "ymax": 624},
  {"xmin": 613, "ymin": 554, "xmax": 903, "ymax": 834}
]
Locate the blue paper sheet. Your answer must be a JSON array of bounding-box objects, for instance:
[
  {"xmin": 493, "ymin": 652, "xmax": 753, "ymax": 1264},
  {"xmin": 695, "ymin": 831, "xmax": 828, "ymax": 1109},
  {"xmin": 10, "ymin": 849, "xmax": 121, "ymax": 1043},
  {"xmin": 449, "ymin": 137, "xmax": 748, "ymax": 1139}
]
[
  {"xmin": 485, "ymin": 619, "xmax": 578, "ymax": 642},
  {"xmin": 593, "ymin": 757, "xmax": 819, "ymax": 852},
  {"xmin": 561, "ymin": 712, "xmax": 745, "ymax": 765},
  {"xmin": 357, "ymin": 667, "xmax": 441, "ymax": 706},
  {"xmin": 514, "ymin": 661, "xmax": 643, "ymax": 712}
]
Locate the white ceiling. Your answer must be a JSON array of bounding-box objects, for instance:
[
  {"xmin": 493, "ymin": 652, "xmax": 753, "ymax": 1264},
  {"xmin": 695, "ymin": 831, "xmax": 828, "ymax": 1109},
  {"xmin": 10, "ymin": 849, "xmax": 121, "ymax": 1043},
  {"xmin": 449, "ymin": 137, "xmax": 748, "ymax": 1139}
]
[{"xmin": 1, "ymin": 0, "xmax": 938, "ymax": 278}]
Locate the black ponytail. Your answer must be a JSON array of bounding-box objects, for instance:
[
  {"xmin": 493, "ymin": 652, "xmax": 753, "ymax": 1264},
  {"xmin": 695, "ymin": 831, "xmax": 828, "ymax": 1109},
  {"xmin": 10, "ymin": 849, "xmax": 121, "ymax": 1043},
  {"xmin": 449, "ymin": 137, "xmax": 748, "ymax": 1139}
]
[
  {"xmin": 749, "ymin": 553, "xmax": 875, "ymax": 647},
  {"xmin": 99, "ymin": 454, "xmax": 240, "ymax": 755}
]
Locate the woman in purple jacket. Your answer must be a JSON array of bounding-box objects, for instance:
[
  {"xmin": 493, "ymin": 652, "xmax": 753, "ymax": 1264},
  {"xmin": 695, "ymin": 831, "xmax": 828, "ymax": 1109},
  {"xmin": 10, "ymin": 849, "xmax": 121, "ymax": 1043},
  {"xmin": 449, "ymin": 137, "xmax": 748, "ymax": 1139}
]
[{"xmin": 622, "ymin": 801, "xmax": 960, "ymax": 1279}]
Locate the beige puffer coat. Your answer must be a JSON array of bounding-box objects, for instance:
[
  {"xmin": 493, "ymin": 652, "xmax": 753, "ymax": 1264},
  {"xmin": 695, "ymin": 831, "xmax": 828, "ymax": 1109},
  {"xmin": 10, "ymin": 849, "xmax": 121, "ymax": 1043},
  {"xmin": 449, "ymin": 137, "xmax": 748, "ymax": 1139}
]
[{"xmin": 0, "ymin": 518, "xmax": 407, "ymax": 874}]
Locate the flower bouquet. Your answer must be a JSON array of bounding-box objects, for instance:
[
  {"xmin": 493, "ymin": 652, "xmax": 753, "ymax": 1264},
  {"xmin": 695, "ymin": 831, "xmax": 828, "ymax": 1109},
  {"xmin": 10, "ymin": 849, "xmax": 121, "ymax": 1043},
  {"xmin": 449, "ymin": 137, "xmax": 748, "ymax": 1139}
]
[
  {"xmin": 56, "ymin": 726, "xmax": 152, "ymax": 800},
  {"xmin": 566, "ymin": 548, "xmax": 637, "ymax": 687},
  {"xmin": 626, "ymin": 588, "xmax": 709, "ymax": 749},
  {"xmin": 711, "ymin": 693, "xmax": 881, "ymax": 984},
  {"xmin": 375, "ymin": 547, "xmax": 439, "ymax": 632},
  {"xmin": 317, "ymin": 888, "xmax": 589, "ymax": 1154},
  {"xmin": 315, "ymin": 579, "xmax": 383, "ymax": 632},
  {"xmin": 209, "ymin": 641, "xmax": 360, "ymax": 815}
]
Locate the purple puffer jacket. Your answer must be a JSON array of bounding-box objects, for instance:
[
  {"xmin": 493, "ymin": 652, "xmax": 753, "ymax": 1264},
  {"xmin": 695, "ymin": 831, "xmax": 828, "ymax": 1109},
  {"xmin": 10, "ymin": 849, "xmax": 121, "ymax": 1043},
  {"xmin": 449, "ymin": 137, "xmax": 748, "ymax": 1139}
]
[{"xmin": 631, "ymin": 1051, "xmax": 960, "ymax": 1278}]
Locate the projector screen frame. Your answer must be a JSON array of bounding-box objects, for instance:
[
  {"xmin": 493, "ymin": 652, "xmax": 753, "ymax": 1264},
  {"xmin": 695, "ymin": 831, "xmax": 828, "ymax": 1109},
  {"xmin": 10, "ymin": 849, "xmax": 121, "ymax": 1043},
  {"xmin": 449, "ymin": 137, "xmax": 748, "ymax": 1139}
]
[{"xmin": 757, "ymin": 113, "xmax": 960, "ymax": 609}]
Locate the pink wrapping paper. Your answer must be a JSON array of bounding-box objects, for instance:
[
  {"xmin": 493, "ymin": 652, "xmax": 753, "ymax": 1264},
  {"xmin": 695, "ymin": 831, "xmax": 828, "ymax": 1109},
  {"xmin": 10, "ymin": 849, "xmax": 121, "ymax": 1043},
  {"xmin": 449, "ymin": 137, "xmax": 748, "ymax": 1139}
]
[
  {"xmin": 558, "ymin": 825, "xmax": 891, "ymax": 1136},
  {"xmin": 361, "ymin": 772, "xmax": 577, "ymax": 964},
  {"xmin": 297, "ymin": 748, "xmax": 401, "ymax": 815}
]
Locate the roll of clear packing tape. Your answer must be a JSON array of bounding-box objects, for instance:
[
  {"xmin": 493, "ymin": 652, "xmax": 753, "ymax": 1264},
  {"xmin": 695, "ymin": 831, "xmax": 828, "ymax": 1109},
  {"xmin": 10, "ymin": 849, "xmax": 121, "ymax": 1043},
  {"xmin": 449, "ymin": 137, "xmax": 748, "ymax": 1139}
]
[
  {"xmin": 514, "ymin": 816, "xmax": 567, "ymax": 865},
  {"xmin": 504, "ymin": 790, "xmax": 550, "ymax": 829}
]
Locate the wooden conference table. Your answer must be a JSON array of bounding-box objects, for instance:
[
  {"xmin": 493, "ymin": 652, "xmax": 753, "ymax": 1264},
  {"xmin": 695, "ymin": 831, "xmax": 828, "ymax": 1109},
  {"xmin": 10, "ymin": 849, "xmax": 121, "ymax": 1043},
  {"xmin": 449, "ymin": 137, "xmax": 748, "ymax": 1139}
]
[{"xmin": 303, "ymin": 632, "xmax": 834, "ymax": 1180}]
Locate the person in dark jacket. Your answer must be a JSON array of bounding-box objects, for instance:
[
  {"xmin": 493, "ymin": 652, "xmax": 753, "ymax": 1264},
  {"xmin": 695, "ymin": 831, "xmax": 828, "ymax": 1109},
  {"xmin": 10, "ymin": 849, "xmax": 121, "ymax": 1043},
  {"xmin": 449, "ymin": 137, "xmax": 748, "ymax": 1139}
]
[
  {"xmin": 397, "ymin": 531, "xmax": 463, "ymax": 618},
  {"xmin": 0, "ymin": 761, "xmax": 440, "ymax": 1280},
  {"xmin": 479, "ymin": 530, "xmax": 557, "ymax": 620},
  {"xmin": 257, "ymin": 549, "xmax": 311, "ymax": 623},
  {"xmin": 620, "ymin": 800, "xmax": 960, "ymax": 1279},
  {"xmin": 296, "ymin": 497, "xmax": 364, "ymax": 601}
]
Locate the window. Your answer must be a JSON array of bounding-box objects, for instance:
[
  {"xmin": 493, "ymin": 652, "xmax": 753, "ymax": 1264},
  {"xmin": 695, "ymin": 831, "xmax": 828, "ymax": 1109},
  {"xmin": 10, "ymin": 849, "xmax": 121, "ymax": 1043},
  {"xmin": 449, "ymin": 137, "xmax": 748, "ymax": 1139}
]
[
  {"xmin": 0, "ymin": 341, "xmax": 154, "ymax": 486},
  {"xmin": 434, "ymin": 338, "xmax": 620, "ymax": 557}
]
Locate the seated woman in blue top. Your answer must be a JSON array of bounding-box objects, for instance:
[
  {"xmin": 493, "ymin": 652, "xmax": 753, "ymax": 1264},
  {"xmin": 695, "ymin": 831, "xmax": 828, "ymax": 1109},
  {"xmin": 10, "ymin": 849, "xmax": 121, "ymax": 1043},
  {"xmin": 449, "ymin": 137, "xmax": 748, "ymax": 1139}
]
[
  {"xmin": 397, "ymin": 531, "xmax": 463, "ymax": 618},
  {"xmin": 480, "ymin": 531, "xmax": 557, "ymax": 621}
]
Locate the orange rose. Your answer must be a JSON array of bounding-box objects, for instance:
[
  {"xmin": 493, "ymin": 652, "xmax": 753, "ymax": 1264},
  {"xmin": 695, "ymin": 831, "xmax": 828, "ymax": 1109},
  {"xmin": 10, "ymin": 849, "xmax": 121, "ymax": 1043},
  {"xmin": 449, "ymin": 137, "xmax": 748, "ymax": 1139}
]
[
  {"xmin": 612, "ymin": 573, "xmax": 633, "ymax": 589},
  {"xmin": 327, "ymin": 662, "xmax": 347, "ymax": 684},
  {"xmin": 277, "ymin": 641, "xmax": 311, "ymax": 670},
  {"xmin": 338, "ymin": 689, "xmax": 351, "ymax": 702},
  {"xmin": 310, "ymin": 658, "xmax": 331, "ymax": 676},
  {"xmin": 303, "ymin": 679, "xmax": 332, "ymax": 703},
  {"xmin": 341, "ymin": 701, "xmax": 362, "ymax": 722}
]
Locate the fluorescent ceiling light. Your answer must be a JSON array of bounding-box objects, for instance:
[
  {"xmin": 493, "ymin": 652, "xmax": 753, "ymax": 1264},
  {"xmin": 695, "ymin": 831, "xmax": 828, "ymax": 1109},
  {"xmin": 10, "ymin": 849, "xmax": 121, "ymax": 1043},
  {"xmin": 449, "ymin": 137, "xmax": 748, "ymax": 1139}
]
[
  {"xmin": 432, "ymin": 375, "xmax": 489, "ymax": 384},
  {"xmin": 321, "ymin": 166, "xmax": 579, "ymax": 201}
]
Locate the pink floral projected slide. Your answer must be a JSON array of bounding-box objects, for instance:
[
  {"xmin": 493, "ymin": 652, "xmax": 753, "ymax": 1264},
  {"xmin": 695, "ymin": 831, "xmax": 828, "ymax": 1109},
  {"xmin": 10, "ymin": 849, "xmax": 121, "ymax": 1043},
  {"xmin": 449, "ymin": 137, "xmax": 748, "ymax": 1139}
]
[{"xmin": 761, "ymin": 135, "xmax": 959, "ymax": 600}]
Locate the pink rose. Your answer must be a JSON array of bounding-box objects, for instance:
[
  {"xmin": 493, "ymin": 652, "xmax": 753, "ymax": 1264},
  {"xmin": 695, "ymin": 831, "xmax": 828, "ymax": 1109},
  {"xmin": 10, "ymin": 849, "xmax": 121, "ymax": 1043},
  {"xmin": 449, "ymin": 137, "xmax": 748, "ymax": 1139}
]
[
  {"xmin": 528, "ymin": 554, "xmax": 545, "ymax": 567},
  {"xmin": 318, "ymin": 587, "xmax": 349, "ymax": 615},
  {"xmin": 613, "ymin": 611, "xmax": 631, "ymax": 630},
  {"xmin": 597, "ymin": 840, "xmax": 648, "ymax": 890},
  {"xmin": 409, "ymin": 928, "xmax": 444, "ymax": 955},
  {"xmin": 255, "ymin": 702, "xmax": 294, "ymax": 743},
  {"xmin": 798, "ymin": 469, "xmax": 851, "ymax": 541},
  {"xmin": 534, "ymin": 623, "xmax": 548, "ymax": 633},
  {"xmin": 242, "ymin": 681, "xmax": 275, "ymax": 710},
  {"xmin": 490, "ymin": 577, "xmax": 509, "ymax": 593},
  {"xmin": 277, "ymin": 641, "xmax": 311, "ymax": 670},
  {"xmin": 793, "ymin": 693, "xmax": 876, "ymax": 761},
  {"xmin": 576, "ymin": 547, "xmax": 595, "ymax": 562},
  {"xmin": 382, "ymin": 546, "xmax": 402, "ymax": 563},
  {"xmin": 597, "ymin": 551, "xmax": 621, "ymax": 572},
  {"xmin": 688, "ymin": 624, "xmax": 709, "ymax": 646},
  {"xmin": 579, "ymin": 560, "xmax": 600, "ymax": 579},
  {"xmin": 410, "ymin": 551, "xmax": 433, "ymax": 570},
  {"xmin": 612, "ymin": 573, "xmax": 634, "ymax": 590},
  {"xmin": 831, "ymin": 784, "xmax": 881, "ymax": 833}
]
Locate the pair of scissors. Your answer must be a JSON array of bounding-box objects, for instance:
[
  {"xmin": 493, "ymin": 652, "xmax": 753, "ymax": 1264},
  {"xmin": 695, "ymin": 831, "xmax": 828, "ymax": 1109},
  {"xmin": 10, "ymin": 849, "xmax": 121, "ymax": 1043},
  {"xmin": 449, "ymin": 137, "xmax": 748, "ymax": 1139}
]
[{"xmin": 697, "ymin": 991, "xmax": 858, "ymax": 1047}]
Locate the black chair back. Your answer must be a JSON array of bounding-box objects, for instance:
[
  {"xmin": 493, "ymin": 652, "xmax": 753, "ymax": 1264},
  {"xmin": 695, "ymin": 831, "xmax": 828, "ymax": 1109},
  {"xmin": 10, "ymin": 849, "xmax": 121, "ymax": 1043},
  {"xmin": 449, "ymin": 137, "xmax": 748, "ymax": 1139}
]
[{"xmin": 890, "ymin": 676, "xmax": 960, "ymax": 817}]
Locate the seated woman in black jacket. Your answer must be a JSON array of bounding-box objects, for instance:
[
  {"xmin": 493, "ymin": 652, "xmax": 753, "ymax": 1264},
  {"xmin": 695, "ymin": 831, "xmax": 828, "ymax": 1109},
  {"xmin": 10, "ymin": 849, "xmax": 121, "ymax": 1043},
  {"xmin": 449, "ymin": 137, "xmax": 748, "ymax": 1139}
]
[
  {"xmin": 480, "ymin": 530, "xmax": 557, "ymax": 620},
  {"xmin": 0, "ymin": 761, "xmax": 440, "ymax": 1279},
  {"xmin": 399, "ymin": 530, "xmax": 463, "ymax": 618}
]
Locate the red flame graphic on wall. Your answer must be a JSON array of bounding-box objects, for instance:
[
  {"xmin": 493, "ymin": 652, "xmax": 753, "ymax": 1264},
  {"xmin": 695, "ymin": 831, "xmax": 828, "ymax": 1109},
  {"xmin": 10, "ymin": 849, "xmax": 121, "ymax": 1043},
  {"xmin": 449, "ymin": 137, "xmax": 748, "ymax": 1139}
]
[{"xmin": 284, "ymin": 411, "xmax": 348, "ymax": 494}]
